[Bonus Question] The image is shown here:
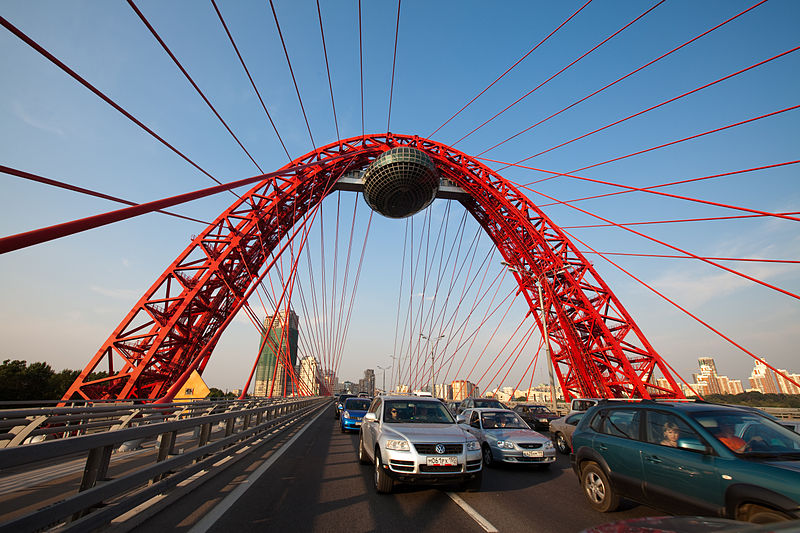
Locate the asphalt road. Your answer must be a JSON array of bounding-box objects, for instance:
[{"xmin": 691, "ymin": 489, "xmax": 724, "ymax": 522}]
[{"xmin": 127, "ymin": 405, "xmax": 661, "ymax": 533}]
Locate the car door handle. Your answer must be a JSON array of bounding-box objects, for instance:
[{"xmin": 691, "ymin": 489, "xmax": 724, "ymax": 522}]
[
  {"xmin": 645, "ymin": 455, "xmax": 662, "ymax": 464},
  {"xmin": 598, "ymin": 444, "xmax": 608, "ymax": 451}
]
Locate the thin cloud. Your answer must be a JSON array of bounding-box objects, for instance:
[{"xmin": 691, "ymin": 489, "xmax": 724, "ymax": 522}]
[{"xmin": 12, "ymin": 101, "xmax": 64, "ymax": 136}]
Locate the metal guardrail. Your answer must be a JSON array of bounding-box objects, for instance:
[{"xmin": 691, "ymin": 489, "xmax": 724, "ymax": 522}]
[{"xmin": 0, "ymin": 396, "xmax": 331, "ymax": 533}]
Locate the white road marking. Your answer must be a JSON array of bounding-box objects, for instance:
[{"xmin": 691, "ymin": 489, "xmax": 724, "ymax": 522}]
[
  {"xmin": 187, "ymin": 407, "xmax": 328, "ymax": 533},
  {"xmin": 445, "ymin": 491, "xmax": 499, "ymax": 533}
]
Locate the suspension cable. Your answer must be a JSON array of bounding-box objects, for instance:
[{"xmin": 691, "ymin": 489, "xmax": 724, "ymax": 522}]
[
  {"xmin": 268, "ymin": 0, "xmax": 316, "ymax": 150},
  {"xmin": 211, "ymin": 0, "xmax": 292, "ymax": 160},
  {"xmin": 386, "ymin": 0, "xmax": 401, "ymax": 133},
  {"xmin": 428, "ymin": 0, "xmax": 594, "ymax": 138},
  {"xmin": 316, "ymin": 0, "xmax": 340, "ymax": 141},
  {"xmin": 476, "ymin": 0, "xmax": 768, "ymax": 157},
  {"xmin": 0, "ymin": 14, "xmax": 221, "ymax": 185},
  {"xmin": 452, "ymin": 0, "xmax": 665, "ymax": 146}
]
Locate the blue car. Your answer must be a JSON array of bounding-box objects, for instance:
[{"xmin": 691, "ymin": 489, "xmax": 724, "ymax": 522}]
[{"xmin": 341, "ymin": 397, "xmax": 372, "ymax": 432}]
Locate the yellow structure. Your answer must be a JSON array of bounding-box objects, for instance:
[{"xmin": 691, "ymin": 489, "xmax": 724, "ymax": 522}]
[{"xmin": 174, "ymin": 370, "xmax": 211, "ymax": 402}]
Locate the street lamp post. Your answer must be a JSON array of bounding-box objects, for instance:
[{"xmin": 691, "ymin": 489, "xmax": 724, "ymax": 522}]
[
  {"xmin": 377, "ymin": 364, "xmax": 391, "ymax": 394},
  {"xmin": 420, "ymin": 333, "xmax": 445, "ymax": 395},
  {"xmin": 502, "ymin": 262, "xmax": 565, "ymax": 413}
]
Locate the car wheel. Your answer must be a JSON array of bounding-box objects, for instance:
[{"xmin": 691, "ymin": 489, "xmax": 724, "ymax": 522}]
[
  {"xmin": 374, "ymin": 449, "xmax": 393, "ymax": 494},
  {"xmin": 739, "ymin": 504, "xmax": 791, "ymax": 524},
  {"xmin": 482, "ymin": 444, "xmax": 494, "ymax": 467},
  {"xmin": 358, "ymin": 436, "xmax": 370, "ymax": 465},
  {"xmin": 460, "ymin": 470, "xmax": 482, "ymax": 492},
  {"xmin": 555, "ymin": 432, "xmax": 570, "ymax": 454},
  {"xmin": 581, "ymin": 462, "xmax": 620, "ymax": 512}
]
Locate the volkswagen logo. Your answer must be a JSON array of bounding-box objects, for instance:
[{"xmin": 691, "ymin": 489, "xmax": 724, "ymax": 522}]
[{"xmin": 434, "ymin": 443, "xmax": 446, "ymax": 454}]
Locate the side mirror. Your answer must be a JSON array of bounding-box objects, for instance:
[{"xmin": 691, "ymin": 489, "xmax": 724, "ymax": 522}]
[
  {"xmin": 678, "ymin": 438, "xmax": 708, "ymax": 453},
  {"xmin": 456, "ymin": 415, "xmax": 466, "ymax": 424},
  {"xmin": 363, "ymin": 412, "xmax": 377, "ymax": 422}
]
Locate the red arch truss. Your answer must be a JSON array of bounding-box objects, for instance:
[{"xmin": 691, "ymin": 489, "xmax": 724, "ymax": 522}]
[{"xmin": 62, "ymin": 133, "xmax": 683, "ymax": 402}]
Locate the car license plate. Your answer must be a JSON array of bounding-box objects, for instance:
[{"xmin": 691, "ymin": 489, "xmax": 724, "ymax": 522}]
[
  {"xmin": 523, "ymin": 450, "xmax": 543, "ymax": 457},
  {"xmin": 426, "ymin": 456, "xmax": 457, "ymax": 466}
]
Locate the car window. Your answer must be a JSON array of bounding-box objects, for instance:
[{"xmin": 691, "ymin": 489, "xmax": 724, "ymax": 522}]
[
  {"xmin": 344, "ymin": 398, "xmax": 371, "ymax": 410},
  {"xmin": 384, "ymin": 400, "xmax": 454, "ymax": 424},
  {"xmin": 566, "ymin": 412, "xmax": 584, "ymax": 426},
  {"xmin": 368, "ymin": 398, "xmax": 381, "ymax": 415},
  {"xmin": 693, "ymin": 410, "xmax": 800, "ymax": 456},
  {"xmin": 469, "ymin": 411, "xmax": 480, "ymax": 428},
  {"xmin": 646, "ymin": 410, "xmax": 702, "ymax": 450},
  {"xmin": 481, "ymin": 411, "xmax": 527, "ymax": 429},
  {"xmin": 595, "ymin": 409, "xmax": 640, "ymax": 439}
]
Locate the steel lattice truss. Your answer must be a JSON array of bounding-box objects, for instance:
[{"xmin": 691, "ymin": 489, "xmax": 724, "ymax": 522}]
[{"xmin": 62, "ymin": 134, "xmax": 683, "ymax": 402}]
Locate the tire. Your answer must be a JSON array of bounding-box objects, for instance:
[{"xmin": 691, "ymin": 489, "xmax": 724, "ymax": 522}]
[
  {"xmin": 555, "ymin": 432, "xmax": 570, "ymax": 454},
  {"xmin": 460, "ymin": 470, "xmax": 482, "ymax": 492},
  {"xmin": 374, "ymin": 449, "xmax": 394, "ymax": 494},
  {"xmin": 358, "ymin": 436, "xmax": 370, "ymax": 465},
  {"xmin": 581, "ymin": 462, "xmax": 620, "ymax": 512},
  {"xmin": 739, "ymin": 504, "xmax": 791, "ymax": 524},
  {"xmin": 482, "ymin": 444, "xmax": 495, "ymax": 467}
]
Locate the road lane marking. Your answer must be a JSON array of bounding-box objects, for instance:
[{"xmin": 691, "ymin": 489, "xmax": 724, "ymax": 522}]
[
  {"xmin": 445, "ymin": 491, "xmax": 499, "ymax": 533},
  {"xmin": 187, "ymin": 406, "xmax": 329, "ymax": 533}
]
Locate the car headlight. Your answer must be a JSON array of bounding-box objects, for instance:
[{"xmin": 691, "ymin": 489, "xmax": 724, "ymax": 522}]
[
  {"xmin": 466, "ymin": 439, "xmax": 480, "ymax": 451},
  {"xmin": 538, "ymin": 418, "xmax": 549, "ymax": 423},
  {"xmin": 343, "ymin": 411, "xmax": 351, "ymax": 419},
  {"xmin": 543, "ymin": 440, "xmax": 554, "ymax": 449},
  {"xmin": 385, "ymin": 439, "xmax": 410, "ymax": 451},
  {"xmin": 495, "ymin": 440, "xmax": 515, "ymax": 449}
]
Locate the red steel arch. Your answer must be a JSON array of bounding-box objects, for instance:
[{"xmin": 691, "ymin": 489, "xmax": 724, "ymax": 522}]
[{"xmin": 62, "ymin": 133, "xmax": 683, "ymax": 402}]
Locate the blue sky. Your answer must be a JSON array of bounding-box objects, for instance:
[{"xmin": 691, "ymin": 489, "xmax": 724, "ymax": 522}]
[{"xmin": 1, "ymin": 0, "xmax": 798, "ymax": 393}]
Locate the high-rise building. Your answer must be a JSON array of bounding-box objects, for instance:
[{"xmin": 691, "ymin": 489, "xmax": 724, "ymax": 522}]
[
  {"xmin": 299, "ymin": 356, "xmax": 320, "ymax": 396},
  {"xmin": 690, "ymin": 356, "xmax": 743, "ymax": 396},
  {"xmin": 254, "ymin": 310, "xmax": 299, "ymax": 397},
  {"xmin": 749, "ymin": 360, "xmax": 780, "ymax": 394},
  {"xmin": 359, "ymin": 369, "xmax": 375, "ymax": 396},
  {"xmin": 451, "ymin": 380, "xmax": 478, "ymax": 401},
  {"xmin": 434, "ymin": 383, "xmax": 452, "ymax": 400}
]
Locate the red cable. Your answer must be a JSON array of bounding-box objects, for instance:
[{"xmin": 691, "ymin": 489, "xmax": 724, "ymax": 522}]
[
  {"xmin": 0, "ymin": 14, "xmax": 220, "ymax": 185},
  {"xmin": 316, "ymin": 0, "xmax": 340, "ymax": 141},
  {"xmin": 268, "ymin": 0, "xmax": 316, "ymax": 150},
  {"xmin": 358, "ymin": 0, "xmax": 364, "ymax": 137},
  {"xmin": 483, "ymin": 159, "xmax": 800, "ymax": 224},
  {"xmin": 477, "ymin": 0, "xmax": 768, "ymax": 156},
  {"xmin": 564, "ymin": 229, "xmax": 800, "ymax": 392},
  {"xmin": 522, "ymin": 106, "xmax": 800, "ymax": 188},
  {"xmin": 387, "ymin": 0, "xmax": 401, "ymax": 132},
  {"xmin": 0, "ymin": 165, "xmax": 209, "ymax": 225},
  {"xmin": 565, "ymin": 211, "xmax": 800, "ymax": 229},
  {"xmin": 211, "ymin": 0, "xmax": 291, "ymax": 160},
  {"xmin": 128, "ymin": 0, "xmax": 263, "ymax": 175},
  {"xmin": 578, "ymin": 251, "xmax": 799, "ymax": 264},
  {"xmin": 452, "ymin": 0, "xmax": 665, "ymax": 146},
  {"xmin": 525, "ymin": 186, "xmax": 800, "ymax": 301},
  {"xmin": 429, "ymin": 0, "xmax": 595, "ymax": 138},
  {"xmin": 509, "ymin": 47, "xmax": 800, "ymax": 165}
]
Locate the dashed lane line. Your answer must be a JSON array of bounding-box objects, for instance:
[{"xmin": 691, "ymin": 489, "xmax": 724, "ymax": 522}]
[{"xmin": 445, "ymin": 491, "xmax": 500, "ymax": 533}]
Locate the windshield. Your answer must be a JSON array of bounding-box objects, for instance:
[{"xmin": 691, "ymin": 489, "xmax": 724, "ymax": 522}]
[
  {"xmin": 692, "ymin": 410, "xmax": 800, "ymax": 456},
  {"xmin": 383, "ymin": 400, "xmax": 455, "ymax": 424},
  {"xmin": 482, "ymin": 411, "xmax": 528, "ymax": 429},
  {"xmin": 344, "ymin": 398, "xmax": 371, "ymax": 410},
  {"xmin": 474, "ymin": 399, "xmax": 507, "ymax": 409}
]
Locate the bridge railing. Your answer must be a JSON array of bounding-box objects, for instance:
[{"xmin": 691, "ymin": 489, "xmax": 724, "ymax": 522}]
[
  {"xmin": 0, "ymin": 397, "xmax": 299, "ymax": 448},
  {"xmin": 0, "ymin": 396, "xmax": 332, "ymax": 533}
]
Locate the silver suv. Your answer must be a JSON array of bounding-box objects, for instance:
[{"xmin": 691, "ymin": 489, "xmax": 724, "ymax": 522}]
[{"xmin": 358, "ymin": 395, "xmax": 483, "ymax": 493}]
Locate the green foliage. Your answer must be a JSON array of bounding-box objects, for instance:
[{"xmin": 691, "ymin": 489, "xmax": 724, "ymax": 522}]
[
  {"xmin": 696, "ymin": 392, "xmax": 800, "ymax": 409},
  {"xmin": 208, "ymin": 387, "xmax": 235, "ymax": 399}
]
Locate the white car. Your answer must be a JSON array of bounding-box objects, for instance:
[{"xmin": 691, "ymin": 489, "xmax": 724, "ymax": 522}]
[
  {"xmin": 359, "ymin": 395, "xmax": 483, "ymax": 493},
  {"xmin": 458, "ymin": 408, "xmax": 556, "ymax": 468}
]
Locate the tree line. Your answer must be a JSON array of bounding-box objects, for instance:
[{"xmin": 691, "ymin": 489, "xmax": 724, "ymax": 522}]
[{"xmin": 0, "ymin": 359, "xmax": 238, "ymax": 402}]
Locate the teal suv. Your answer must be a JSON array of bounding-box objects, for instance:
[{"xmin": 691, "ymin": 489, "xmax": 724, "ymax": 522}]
[{"xmin": 570, "ymin": 400, "xmax": 800, "ymax": 524}]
